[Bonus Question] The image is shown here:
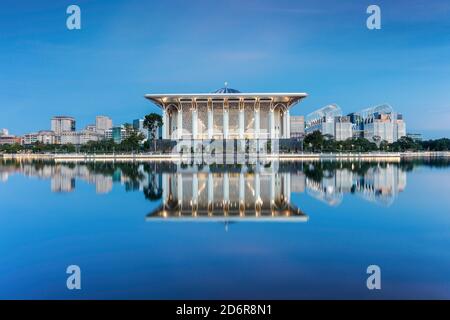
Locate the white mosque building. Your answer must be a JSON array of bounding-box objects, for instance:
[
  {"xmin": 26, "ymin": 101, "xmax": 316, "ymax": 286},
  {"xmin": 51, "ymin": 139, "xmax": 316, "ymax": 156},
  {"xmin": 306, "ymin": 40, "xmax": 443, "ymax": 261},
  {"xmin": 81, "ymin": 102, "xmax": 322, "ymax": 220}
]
[{"xmin": 145, "ymin": 85, "xmax": 307, "ymax": 141}]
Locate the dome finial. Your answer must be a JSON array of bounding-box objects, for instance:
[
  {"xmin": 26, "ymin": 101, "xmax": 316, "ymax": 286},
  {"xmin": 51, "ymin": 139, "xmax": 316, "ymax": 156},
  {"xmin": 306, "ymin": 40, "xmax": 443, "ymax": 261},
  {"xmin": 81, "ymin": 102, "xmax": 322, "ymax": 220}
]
[{"xmin": 224, "ymin": 81, "xmax": 228, "ymax": 88}]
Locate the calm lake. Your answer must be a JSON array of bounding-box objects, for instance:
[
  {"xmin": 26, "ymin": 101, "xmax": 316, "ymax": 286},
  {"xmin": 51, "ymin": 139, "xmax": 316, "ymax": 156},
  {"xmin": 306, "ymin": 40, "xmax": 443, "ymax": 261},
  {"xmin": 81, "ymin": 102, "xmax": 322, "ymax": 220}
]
[{"xmin": 1, "ymin": 158, "xmax": 450, "ymax": 299}]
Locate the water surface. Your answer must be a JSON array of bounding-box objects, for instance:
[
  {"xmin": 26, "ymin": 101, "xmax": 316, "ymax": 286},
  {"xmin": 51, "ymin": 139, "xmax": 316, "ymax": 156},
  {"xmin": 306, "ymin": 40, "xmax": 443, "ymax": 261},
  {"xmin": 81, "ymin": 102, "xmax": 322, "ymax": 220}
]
[{"xmin": 1, "ymin": 158, "xmax": 450, "ymax": 299}]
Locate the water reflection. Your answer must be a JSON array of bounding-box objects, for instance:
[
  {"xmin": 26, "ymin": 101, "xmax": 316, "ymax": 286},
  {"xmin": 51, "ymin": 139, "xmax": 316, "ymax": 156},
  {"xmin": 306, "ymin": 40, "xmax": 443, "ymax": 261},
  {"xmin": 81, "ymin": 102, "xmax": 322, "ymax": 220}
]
[
  {"xmin": 150, "ymin": 170, "xmax": 306, "ymax": 221},
  {"xmin": 305, "ymin": 163, "xmax": 407, "ymax": 206},
  {"xmin": 1, "ymin": 158, "xmax": 449, "ymax": 219}
]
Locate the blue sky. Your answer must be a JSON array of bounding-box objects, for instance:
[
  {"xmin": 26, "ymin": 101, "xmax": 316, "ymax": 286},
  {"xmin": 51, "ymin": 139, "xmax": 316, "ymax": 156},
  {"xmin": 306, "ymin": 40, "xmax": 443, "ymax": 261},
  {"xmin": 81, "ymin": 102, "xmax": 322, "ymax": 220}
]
[{"xmin": 0, "ymin": 0, "xmax": 449, "ymax": 138}]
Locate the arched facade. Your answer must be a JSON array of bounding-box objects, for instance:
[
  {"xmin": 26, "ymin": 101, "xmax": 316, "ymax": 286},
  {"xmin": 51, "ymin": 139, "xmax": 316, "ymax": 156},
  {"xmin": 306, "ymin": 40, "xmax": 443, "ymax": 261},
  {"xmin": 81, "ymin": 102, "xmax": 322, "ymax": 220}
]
[{"xmin": 147, "ymin": 88, "xmax": 307, "ymax": 141}]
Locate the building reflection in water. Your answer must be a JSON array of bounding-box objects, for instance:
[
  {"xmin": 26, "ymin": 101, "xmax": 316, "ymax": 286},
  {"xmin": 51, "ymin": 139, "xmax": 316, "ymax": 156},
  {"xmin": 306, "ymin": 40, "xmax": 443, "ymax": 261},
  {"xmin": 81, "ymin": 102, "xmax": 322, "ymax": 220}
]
[
  {"xmin": 305, "ymin": 163, "xmax": 407, "ymax": 206},
  {"xmin": 149, "ymin": 169, "xmax": 306, "ymax": 221},
  {"xmin": 0, "ymin": 159, "xmax": 430, "ymax": 220}
]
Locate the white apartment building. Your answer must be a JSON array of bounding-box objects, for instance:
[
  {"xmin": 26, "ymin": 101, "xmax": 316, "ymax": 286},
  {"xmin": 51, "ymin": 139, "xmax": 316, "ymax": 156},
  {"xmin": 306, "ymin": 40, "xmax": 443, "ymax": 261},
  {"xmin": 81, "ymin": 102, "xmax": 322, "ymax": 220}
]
[
  {"xmin": 51, "ymin": 116, "xmax": 76, "ymax": 135},
  {"xmin": 96, "ymin": 116, "xmax": 113, "ymax": 135},
  {"xmin": 60, "ymin": 130, "xmax": 102, "ymax": 145}
]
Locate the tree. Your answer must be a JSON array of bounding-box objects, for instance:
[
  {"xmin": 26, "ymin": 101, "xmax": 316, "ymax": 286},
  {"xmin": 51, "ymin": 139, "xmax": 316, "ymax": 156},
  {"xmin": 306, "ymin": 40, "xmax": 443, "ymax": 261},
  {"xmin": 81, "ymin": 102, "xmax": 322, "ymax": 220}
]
[
  {"xmin": 304, "ymin": 131, "xmax": 324, "ymax": 152},
  {"xmin": 379, "ymin": 140, "xmax": 389, "ymax": 151},
  {"xmin": 143, "ymin": 113, "xmax": 163, "ymax": 152},
  {"xmin": 391, "ymin": 136, "xmax": 422, "ymax": 152}
]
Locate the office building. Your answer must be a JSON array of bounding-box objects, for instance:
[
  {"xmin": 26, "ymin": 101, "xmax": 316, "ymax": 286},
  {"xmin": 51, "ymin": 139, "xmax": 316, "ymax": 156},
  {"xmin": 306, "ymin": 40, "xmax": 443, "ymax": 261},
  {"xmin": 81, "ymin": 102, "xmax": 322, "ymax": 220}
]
[
  {"xmin": 95, "ymin": 116, "xmax": 113, "ymax": 135},
  {"xmin": 306, "ymin": 104, "xmax": 352, "ymax": 141},
  {"xmin": 133, "ymin": 119, "xmax": 149, "ymax": 141},
  {"xmin": 351, "ymin": 104, "xmax": 406, "ymax": 143},
  {"xmin": 334, "ymin": 116, "xmax": 353, "ymax": 141},
  {"xmin": 51, "ymin": 116, "xmax": 76, "ymax": 135},
  {"xmin": 290, "ymin": 116, "xmax": 305, "ymax": 138}
]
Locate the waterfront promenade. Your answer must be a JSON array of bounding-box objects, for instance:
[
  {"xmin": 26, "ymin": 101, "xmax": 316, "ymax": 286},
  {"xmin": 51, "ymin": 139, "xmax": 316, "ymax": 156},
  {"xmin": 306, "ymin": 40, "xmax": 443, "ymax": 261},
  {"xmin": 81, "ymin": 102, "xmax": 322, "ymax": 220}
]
[{"xmin": 1, "ymin": 151, "xmax": 449, "ymax": 162}]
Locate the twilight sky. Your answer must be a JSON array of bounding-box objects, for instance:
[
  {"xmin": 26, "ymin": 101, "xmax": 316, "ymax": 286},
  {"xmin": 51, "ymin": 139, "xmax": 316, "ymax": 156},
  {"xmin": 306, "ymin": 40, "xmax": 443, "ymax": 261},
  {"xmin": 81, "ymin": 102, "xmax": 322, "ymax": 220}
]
[{"xmin": 0, "ymin": 0, "xmax": 449, "ymax": 138}]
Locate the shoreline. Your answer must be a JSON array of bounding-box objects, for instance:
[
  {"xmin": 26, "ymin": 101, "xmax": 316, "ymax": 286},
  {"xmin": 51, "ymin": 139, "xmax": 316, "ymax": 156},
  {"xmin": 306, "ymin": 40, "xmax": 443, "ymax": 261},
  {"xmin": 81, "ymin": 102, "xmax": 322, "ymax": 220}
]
[{"xmin": 1, "ymin": 151, "xmax": 449, "ymax": 162}]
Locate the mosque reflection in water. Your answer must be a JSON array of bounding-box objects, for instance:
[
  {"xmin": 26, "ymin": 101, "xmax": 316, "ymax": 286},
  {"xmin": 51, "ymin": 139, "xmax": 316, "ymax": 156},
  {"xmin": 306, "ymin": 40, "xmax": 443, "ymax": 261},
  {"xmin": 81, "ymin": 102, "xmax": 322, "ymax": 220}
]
[
  {"xmin": 0, "ymin": 159, "xmax": 422, "ymax": 220},
  {"xmin": 154, "ymin": 167, "xmax": 304, "ymax": 221}
]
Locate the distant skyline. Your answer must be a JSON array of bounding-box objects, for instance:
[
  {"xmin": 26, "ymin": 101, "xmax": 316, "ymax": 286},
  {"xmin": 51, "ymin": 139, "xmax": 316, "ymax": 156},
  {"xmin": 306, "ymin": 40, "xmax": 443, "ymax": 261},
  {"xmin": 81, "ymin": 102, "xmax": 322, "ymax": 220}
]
[{"xmin": 1, "ymin": 0, "xmax": 450, "ymax": 138}]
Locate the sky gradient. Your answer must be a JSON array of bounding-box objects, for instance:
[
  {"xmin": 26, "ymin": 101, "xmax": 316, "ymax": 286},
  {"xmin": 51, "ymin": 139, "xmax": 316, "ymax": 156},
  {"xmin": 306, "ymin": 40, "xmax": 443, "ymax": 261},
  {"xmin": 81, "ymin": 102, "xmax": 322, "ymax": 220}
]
[{"xmin": 1, "ymin": 0, "xmax": 449, "ymax": 138}]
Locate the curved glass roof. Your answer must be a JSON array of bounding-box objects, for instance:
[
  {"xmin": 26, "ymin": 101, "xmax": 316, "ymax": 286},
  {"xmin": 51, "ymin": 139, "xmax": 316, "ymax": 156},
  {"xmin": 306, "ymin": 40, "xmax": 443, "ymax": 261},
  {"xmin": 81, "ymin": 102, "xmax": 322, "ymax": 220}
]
[
  {"xmin": 354, "ymin": 104, "xmax": 394, "ymax": 120},
  {"xmin": 306, "ymin": 104, "xmax": 342, "ymax": 123},
  {"xmin": 213, "ymin": 87, "xmax": 241, "ymax": 94}
]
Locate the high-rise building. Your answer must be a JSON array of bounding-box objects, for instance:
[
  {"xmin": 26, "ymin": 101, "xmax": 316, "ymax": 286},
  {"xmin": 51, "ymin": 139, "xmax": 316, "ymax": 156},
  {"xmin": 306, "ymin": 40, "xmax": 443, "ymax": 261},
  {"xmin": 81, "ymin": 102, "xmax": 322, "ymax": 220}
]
[
  {"xmin": 51, "ymin": 116, "xmax": 76, "ymax": 134},
  {"xmin": 364, "ymin": 114, "xmax": 395, "ymax": 143},
  {"xmin": 334, "ymin": 116, "xmax": 353, "ymax": 141},
  {"xmin": 305, "ymin": 104, "xmax": 352, "ymax": 141},
  {"xmin": 393, "ymin": 114, "xmax": 406, "ymax": 142},
  {"xmin": 133, "ymin": 119, "xmax": 149, "ymax": 141},
  {"xmin": 290, "ymin": 116, "xmax": 305, "ymax": 138},
  {"xmin": 95, "ymin": 116, "xmax": 113, "ymax": 135},
  {"xmin": 351, "ymin": 105, "xmax": 406, "ymax": 143},
  {"xmin": 112, "ymin": 126, "xmax": 126, "ymax": 144}
]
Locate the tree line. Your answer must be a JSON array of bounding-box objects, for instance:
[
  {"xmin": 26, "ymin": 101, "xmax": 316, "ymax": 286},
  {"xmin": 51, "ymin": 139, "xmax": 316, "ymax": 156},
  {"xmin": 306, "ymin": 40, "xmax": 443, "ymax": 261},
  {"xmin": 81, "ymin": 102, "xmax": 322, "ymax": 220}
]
[
  {"xmin": 302, "ymin": 131, "xmax": 450, "ymax": 153},
  {"xmin": 2, "ymin": 127, "xmax": 450, "ymax": 154}
]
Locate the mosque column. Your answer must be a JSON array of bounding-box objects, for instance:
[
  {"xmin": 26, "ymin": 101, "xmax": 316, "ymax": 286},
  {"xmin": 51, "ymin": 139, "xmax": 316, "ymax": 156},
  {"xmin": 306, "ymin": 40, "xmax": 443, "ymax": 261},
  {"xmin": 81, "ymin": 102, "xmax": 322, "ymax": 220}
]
[
  {"xmin": 239, "ymin": 108, "xmax": 244, "ymax": 139},
  {"xmin": 162, "ymin": 108, "xmax": 167, "ymax": 139},
  {"xmin": 207, "ymin": 105, "xmax": 213, "ymax": 139},
  {"xmin": 269, "ymin": 109, "xmax": 275, "ymax": 139},
  {"xmin": 254, "ymin": 108, "xmax": 260, "ymax": 139},
  {"xmin": 192, "ymin": 107, "xmax": 198, "ymax": 140},
  {"xmin": 223, "ymin": 104, "xmax": 229, "ymax": 140},
  {"xmin": 177, "ymin": 106, "xmax": 183, "ymax": 140},
  {"xmin": 282, "ymin": 111, "xmax": 287, "ymax": 138},
  {"xmin": 285, "ymin": 109, "xmax": 291, "ymax": 138},
  {"xmin": 254, "ymin": 105, "xmax": 260, "ymax": 153}
]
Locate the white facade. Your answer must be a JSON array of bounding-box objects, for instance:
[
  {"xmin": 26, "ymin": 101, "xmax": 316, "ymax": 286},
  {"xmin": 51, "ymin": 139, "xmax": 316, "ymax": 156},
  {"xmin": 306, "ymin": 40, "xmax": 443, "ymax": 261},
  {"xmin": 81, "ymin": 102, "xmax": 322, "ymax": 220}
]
[
  {"xmin": 394, "ymin": 120, "xmax": 406, "ymax": 141},
  {"xmin": 51, "ymin": 116, "xmax": 76, "ymax": 134},
  {"xmin": 96, "ymin": 116, "xmax": 113, "ymax": 134},
  {"xmin": 290, "ymin": 116, "xmax": 305, "ymax": 138},
  {"xmin": 105, "ymin": 129, "xmax": 113, "ymax": 140},
  {"xmin": 0, "ymin": 128, "xmax": 9, "ymax": 136},
  {"xmin": 23, "ymin": 133, "xmax": 38, "ymax": 145},
  {"xmin": 60, "ymin": 130, "xmax": 101, "ymax": 145},
  {"xmin": 305, "ymin": 104, "xmax": 349, "ymax": 139},
  {"xmin": 353, "ymin": 105, "xmax": 407, "ymax": 143},
  {"xmin": 36, "ymin": 130, "xmax": 57, "ymax": 144},
  {"xmin": 364, "ymin": 121, "xmax": 394, "ymax": 143},
  {"xmin": 334, "ymin": 117, "xmax": 353, "ymax": 141},
  {"xmin": 85, "ymin": 124, "xmax": 97, "ymax": 132},
  {"xmin": 145, "ymin": 88, "xmax": 307, "ymax": 141}
]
